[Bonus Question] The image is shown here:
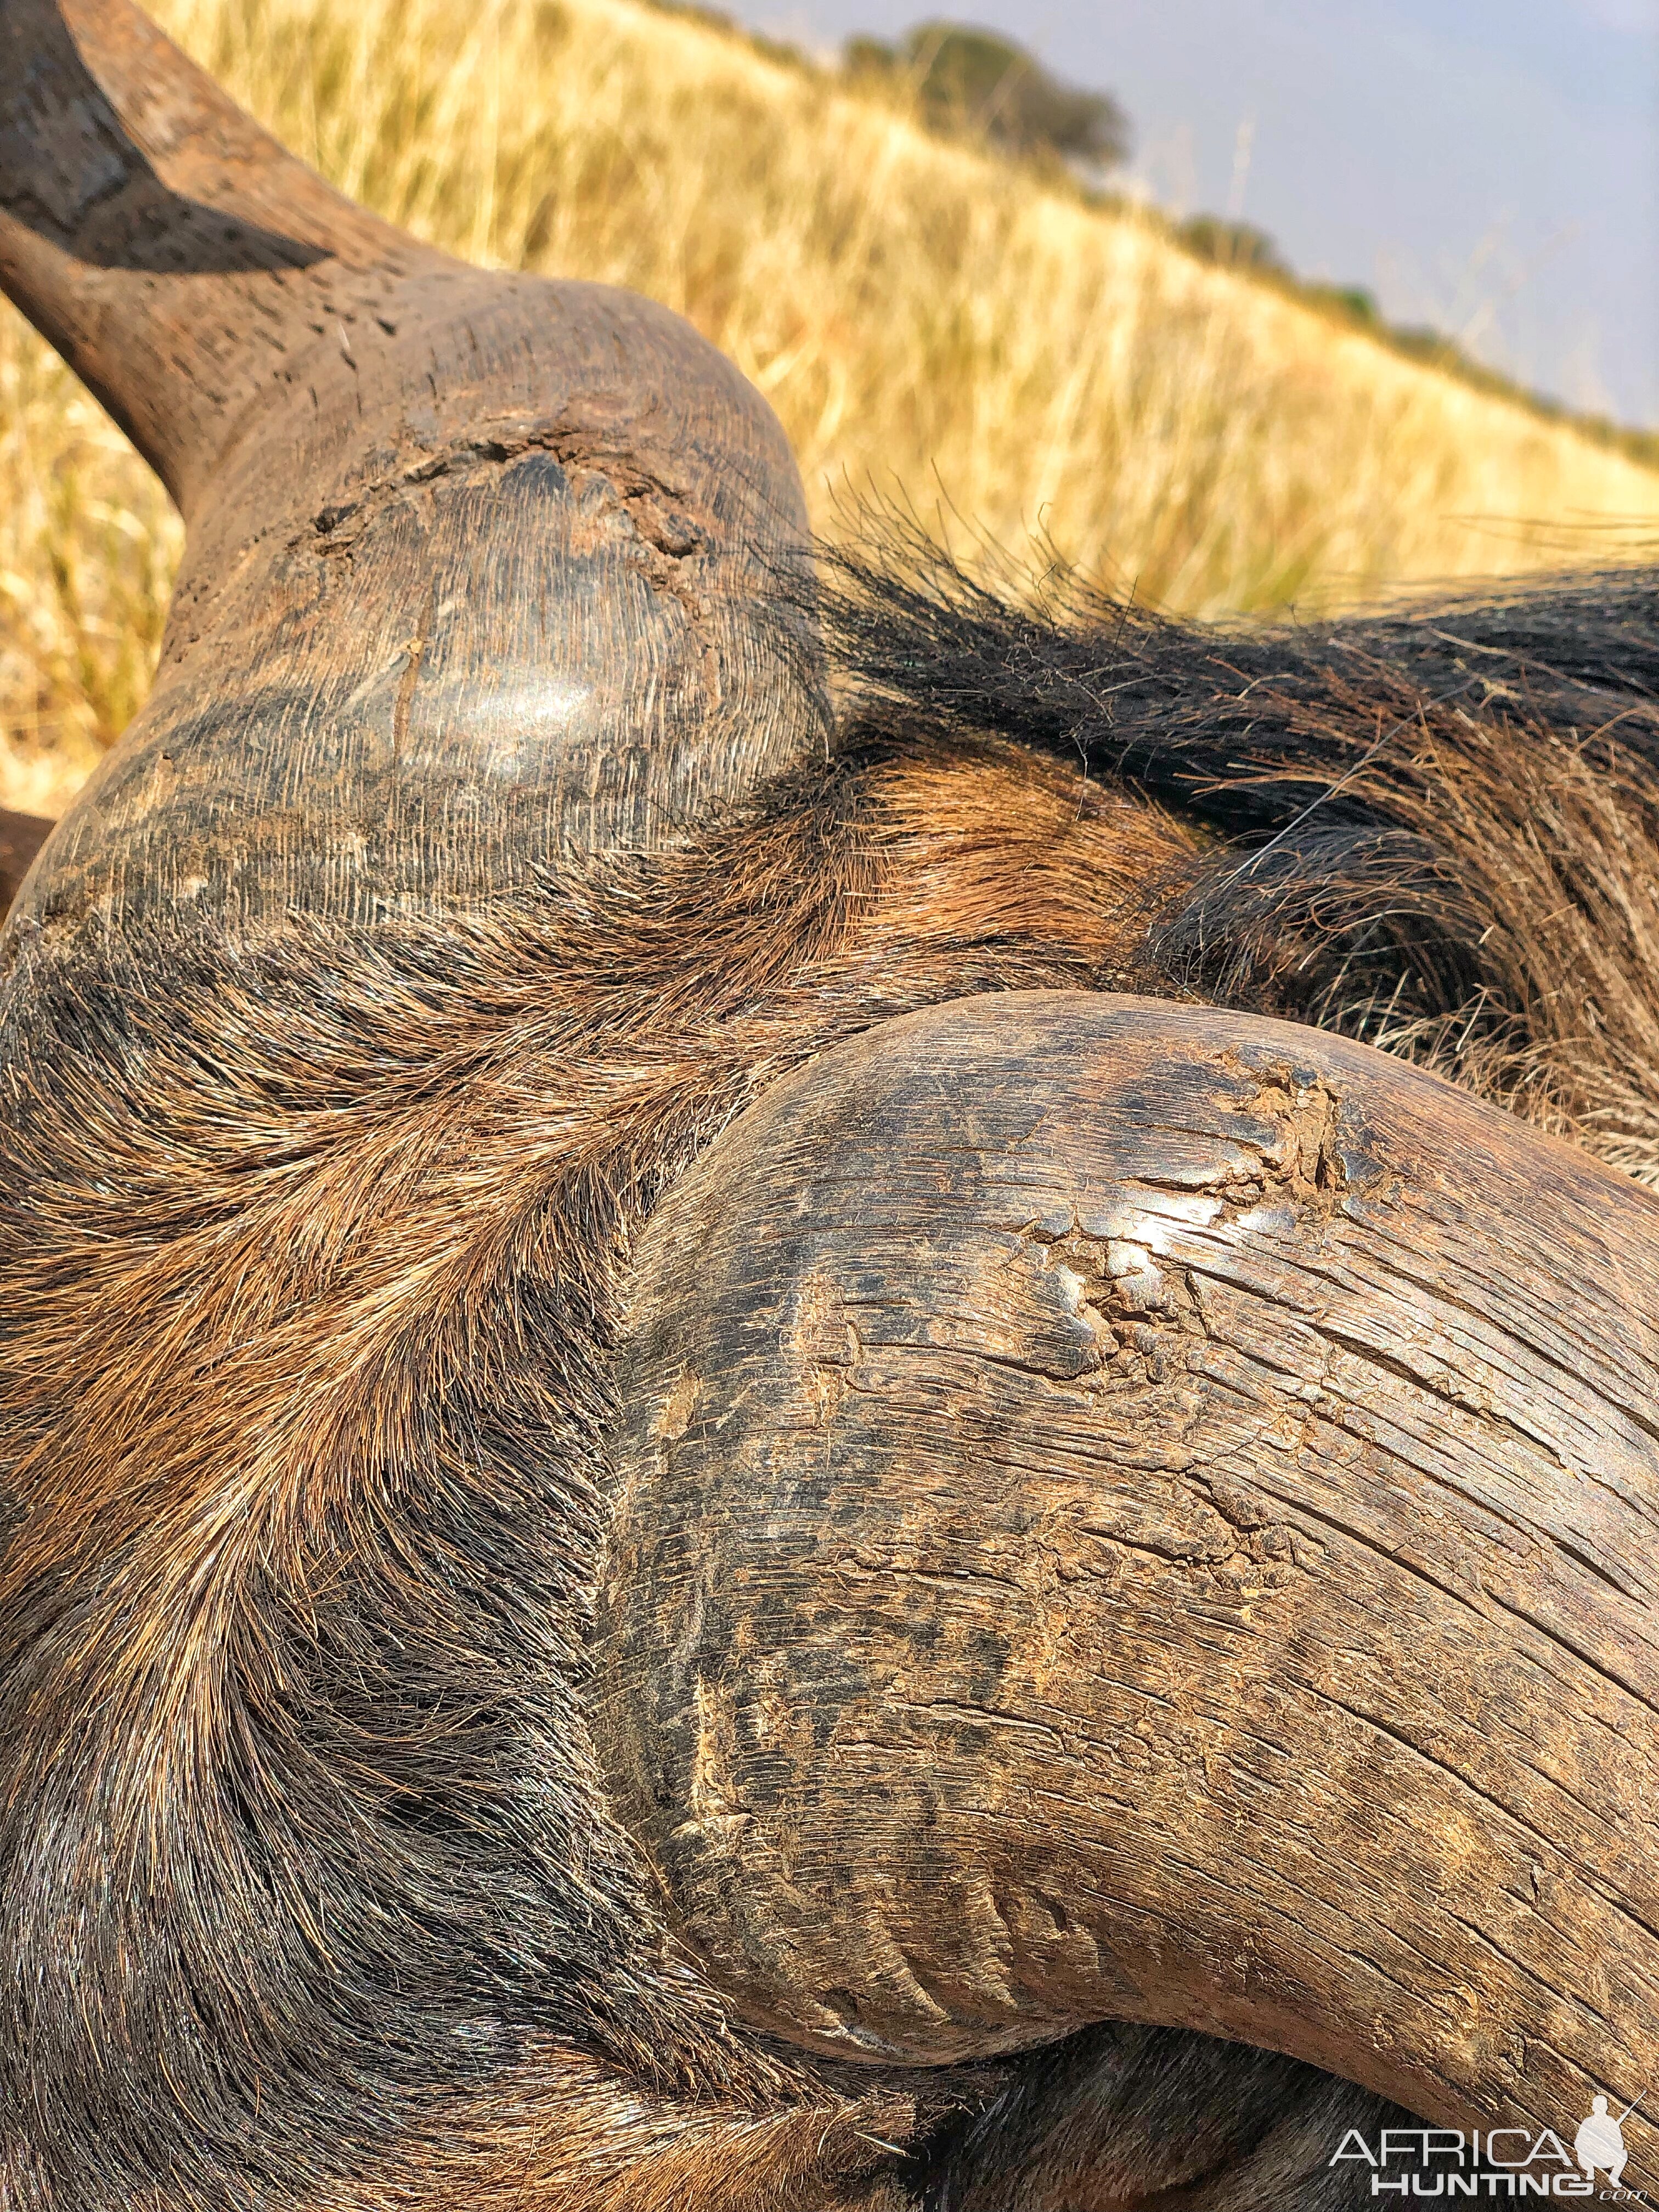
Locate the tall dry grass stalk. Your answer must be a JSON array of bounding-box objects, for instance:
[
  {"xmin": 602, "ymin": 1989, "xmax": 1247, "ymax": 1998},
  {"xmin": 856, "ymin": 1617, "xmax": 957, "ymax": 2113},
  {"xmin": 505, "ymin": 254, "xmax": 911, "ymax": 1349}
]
[{"xmin": 3, "ymin": 0, "xmax": 1657, "ymax": 816}]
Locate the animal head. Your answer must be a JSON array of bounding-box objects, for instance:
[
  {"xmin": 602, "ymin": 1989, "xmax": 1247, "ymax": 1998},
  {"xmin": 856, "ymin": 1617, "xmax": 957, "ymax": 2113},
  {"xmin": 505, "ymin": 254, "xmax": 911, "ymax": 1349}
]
[{"xmin": 2, "ymin": 7, "xmax": 1657, "ymax": 2208}]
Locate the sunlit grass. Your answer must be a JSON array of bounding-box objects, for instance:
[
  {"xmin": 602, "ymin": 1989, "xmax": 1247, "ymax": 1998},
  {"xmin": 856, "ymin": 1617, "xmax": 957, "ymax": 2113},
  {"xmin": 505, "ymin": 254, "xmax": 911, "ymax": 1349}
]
[{"xmin": 3, "ymin": 0, "xmax": 1657, "ymax": 815}]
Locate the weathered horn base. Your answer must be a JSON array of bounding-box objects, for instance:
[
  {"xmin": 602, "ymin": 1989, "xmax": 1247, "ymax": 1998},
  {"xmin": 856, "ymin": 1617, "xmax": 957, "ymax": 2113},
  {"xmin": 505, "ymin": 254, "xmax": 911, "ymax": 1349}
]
[
  {"xmin": 8, "ymin": 269, "xmax": 823, "ymax": 953},
  {"xmin": 594, "ymin": 991, "xmax": 1659, "ymax": 2177},
  {"xmin": 1, "ymin": 0, "xmax": 824, "ymax": 960}
]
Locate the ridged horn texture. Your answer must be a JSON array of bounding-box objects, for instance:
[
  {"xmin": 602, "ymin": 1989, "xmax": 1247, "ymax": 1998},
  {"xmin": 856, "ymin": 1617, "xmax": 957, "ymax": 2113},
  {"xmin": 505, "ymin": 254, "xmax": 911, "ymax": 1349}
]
[
  {"xmin": 595, "ymin": 989, "xmax": 1659, "ymax": 2177},
  {"xmin": 0, "ymin": 0, "xmax": 822, "ymax": 951}
]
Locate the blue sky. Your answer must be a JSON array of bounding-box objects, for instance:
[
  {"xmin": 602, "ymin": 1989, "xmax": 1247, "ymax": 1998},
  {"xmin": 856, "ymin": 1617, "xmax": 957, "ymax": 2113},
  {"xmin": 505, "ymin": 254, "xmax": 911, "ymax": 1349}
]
[{"xmin": 729, "ymin": 0, "xmax": 1659, "ymax": 426}]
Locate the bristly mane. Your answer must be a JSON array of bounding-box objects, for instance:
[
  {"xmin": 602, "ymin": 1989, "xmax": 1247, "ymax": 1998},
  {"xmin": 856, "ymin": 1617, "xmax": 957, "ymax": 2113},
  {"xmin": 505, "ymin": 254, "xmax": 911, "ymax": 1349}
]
[
  {"xmin": 3, "ymin": 537, "xmax": 1656, "ymax": 2210},
  {"xmin": 822, "ymin": 537, "xmax": 1659, "ymax": 1183}
]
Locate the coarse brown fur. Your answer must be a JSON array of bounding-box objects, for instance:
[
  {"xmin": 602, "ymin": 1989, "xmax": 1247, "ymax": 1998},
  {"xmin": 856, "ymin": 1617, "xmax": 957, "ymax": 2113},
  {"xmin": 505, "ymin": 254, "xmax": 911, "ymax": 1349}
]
[
  {"xmin": 821, "ymin": 540, "xmax": 1659, "ymax": 1181},
  {"xmin": 3, "ymin": 546, "xmax": 1658, "ymax": 2211}
]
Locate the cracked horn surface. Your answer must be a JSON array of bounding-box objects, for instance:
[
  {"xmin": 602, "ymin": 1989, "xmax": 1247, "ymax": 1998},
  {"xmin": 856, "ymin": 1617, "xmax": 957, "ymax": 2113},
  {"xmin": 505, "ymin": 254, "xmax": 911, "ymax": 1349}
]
[
  {"xmin": 592, "ymin": 988, "xmax": 1659, "ymax": 2167},
  {"xmin": 1, "ymin": 0, "xmax": 822, "ymax": 955}
]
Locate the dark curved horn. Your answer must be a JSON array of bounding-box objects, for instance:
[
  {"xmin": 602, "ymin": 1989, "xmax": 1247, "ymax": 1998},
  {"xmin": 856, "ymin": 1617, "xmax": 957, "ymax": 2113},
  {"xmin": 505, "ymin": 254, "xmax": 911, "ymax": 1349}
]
[
  {"xmin": 0, "ymin": 0, "xmax": 822, "ymax": 950},
  {"xmin": 595, "ymin": 990, "xmax": 1659, "ymax": 2177}
]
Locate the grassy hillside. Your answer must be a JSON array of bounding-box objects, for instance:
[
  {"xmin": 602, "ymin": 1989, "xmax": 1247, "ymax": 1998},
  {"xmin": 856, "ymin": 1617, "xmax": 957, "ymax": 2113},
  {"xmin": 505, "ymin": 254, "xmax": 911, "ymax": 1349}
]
[{"xmin": 3, "ymin": 0, "xmax": 1657, "ymax": 817}]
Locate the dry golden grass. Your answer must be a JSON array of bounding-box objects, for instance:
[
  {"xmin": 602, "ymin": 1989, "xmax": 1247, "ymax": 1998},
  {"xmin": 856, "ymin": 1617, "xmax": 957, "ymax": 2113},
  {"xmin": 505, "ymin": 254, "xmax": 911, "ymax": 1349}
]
[{"xmin": 4, "ymin": 0, "xmax": 1658, "ymax": 817}]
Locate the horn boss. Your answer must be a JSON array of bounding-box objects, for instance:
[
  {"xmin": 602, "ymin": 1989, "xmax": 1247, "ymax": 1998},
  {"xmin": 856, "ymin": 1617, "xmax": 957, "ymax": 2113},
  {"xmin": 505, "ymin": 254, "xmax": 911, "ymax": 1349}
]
[{"xmin": 596, "ymin": 990, "xmax": 1659, "ymax": 2148}]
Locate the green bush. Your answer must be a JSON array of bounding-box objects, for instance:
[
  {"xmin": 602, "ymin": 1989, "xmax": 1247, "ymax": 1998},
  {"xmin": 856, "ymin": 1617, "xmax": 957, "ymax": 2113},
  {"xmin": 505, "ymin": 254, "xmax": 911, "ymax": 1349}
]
[{"xmin": 845, "ymin": 22, "xmax": 1130, "ymax": 168}]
